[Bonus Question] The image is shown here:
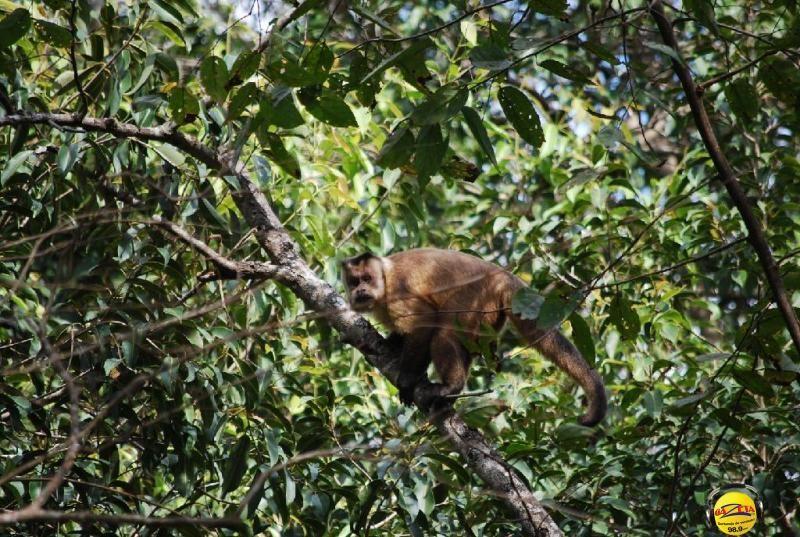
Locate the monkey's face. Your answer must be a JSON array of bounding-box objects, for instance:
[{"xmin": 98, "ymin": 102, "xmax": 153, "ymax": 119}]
[{"xmin": 342, "ymin": 254, "xmax": 385, "ymax": 312}]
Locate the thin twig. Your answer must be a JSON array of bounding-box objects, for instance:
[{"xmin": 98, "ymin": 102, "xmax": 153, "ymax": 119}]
[
  {"xmin": 697, "ymin": 49, "xmax": 778, "ymax": 92},
  {"xmin": 594, "ymin": 236, "xmax": 747, "ymax": 289},
  {"xmin": 340, "ymin": 0, "xmax": 515, "ymax": 55}
]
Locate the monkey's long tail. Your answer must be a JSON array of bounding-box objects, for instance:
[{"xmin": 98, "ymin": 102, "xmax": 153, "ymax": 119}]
[{"xmin": 511, "ymin": 315, "xmax": 607, "ymax": 426}]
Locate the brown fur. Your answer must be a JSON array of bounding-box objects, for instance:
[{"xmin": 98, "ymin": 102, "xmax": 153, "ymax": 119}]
[{"xmin": 342, "ymin": 248, "xmax": 606, "ymax": 426}]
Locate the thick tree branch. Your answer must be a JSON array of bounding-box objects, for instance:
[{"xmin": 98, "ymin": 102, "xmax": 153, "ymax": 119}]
[
  {"xmin": 0, "ymin": 111, "xmax": 562, "ymax": 536},
  {"xmin": 649, "ymin": 0, "xmax": 800, "ymax": 356}
]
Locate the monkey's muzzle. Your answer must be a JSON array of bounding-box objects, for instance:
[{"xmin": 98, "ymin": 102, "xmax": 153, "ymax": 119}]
[{"xmin": 351, "ymin": 292, "xmax": 374, "ymax": 310}]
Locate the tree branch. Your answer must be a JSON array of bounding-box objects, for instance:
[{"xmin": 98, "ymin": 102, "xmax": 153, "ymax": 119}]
[
  {"xmin": 649, "ymin": 0, "xmax": 800, "ymax": 356},
  {"xmin": 341, "ymin": 0, "xmax": 514, "ymax": 55},
  {"xmin": 0, "ymin": 111, "xmax": 563, "ymax": 536},
  {"xmin": 149, "ymin": 217, "xmax": 284, "ymax": 281},
  {"xmin": 0, "ymin": 506, "xmax": 244, "ymax": 529},
  {"xmin": 696, "ymin": 49, "xmax": 777, "ymax": 92},
  {"xmin": 595, "ymin": 236, "xmax": 747, "ymax": 289}
]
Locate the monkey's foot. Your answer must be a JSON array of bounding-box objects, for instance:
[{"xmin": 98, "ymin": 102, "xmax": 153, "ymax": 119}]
[{"xmin": 398, "ymin": 385, "xmax": 416, "ymax": 406}]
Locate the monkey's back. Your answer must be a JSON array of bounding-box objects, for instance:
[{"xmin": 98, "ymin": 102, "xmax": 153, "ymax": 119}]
[{"xmin": 384, "ymin": 248, "xmax": 523, "ymax": 335}]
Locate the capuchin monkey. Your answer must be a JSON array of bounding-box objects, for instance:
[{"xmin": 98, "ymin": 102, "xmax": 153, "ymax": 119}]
[{"xmin": 342, "ymin": 248, "xmax": 606, "ymax": 426}]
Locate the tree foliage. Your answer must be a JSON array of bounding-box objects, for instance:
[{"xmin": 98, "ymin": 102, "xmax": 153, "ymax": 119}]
[{"xmin": 1, "ymin": 0, "xmax": 799, "ymax": 535}]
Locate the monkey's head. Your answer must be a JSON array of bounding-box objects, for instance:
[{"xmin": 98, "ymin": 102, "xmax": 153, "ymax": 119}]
[{"xmin": 341, "ymin": 253, "xmax": 386, "ymax": 312}]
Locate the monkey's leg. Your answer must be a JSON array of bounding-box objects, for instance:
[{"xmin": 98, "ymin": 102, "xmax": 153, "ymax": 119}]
[
  {"xmin": 396, "ymin": 328, "xmax": 433, "ymax": 406},
  {"xmin": 423, "ymin": 330, "xmax": 471, "ymax": 407}
]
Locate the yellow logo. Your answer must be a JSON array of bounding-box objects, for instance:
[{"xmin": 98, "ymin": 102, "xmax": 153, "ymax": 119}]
[{"xmin": 710, "ymin": 488, "xmax": 759, "ymax": 535}]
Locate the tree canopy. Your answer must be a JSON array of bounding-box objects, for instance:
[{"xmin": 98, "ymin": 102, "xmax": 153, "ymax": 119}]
[{"xmin": 0, "ymin": 0, "xmax": 799, "ymax": 535}]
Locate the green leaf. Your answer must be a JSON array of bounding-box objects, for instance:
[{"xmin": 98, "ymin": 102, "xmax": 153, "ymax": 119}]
[
  {"xmin": 569, "ymin": 313, "xmax": 595, "ymax": 366},
  {"xmin": 259, "ymin": 89, "xmax": 304, "ymax": 129},
  {"xmin": 260, "ymin": 132, "xmax": 301, "ymax": 179},
  {"xmin": 554, "ymin": 423, "xmax": 593, "ymax": 442},
  {"xmin": 154, "ymin": 52, "xmax": 179, "ymax": 80},
  {"xmin": 301, "ymin": 43, "xmax": 334, "ymax": 86},
  {"xmin": 643, "ymin": 390, "xmax": 662, "ymax": 418},
  {"xmin": 148, "ymin": 20, "xmax": 185, "ymax": 47},
  {"xmin": 672, "ymin": 391, "xmax": 709, "ymax": 408},
  {"xmin": 348, "ymin": 52, "xmax": 378, "ymax": 107},
  {"xmin": 498, "ymin": 86, "xmax": 544, "ymax": 147},
  {"xmin": 724, "ymin": 78, "xmax": 758, "ymax": 123},
  {"xmin": 531, "ymin": 0, "xmax": 567, "ymax": 16},
  {"xmin": 228, "ymin": 82, "xmax": 258, "ymax": 121},
  {"xmin": 540, "ymin": 59, "xmax": 591, "ymax": 84},
  {"xmin": 33, "ymin": 19, "xmax": 71, "ymax": 48},
  {"xmin": 228, "ymin": 51, "xmax": 261, "ymax": 87},
  {"xmin": 557, "ymin": 167, "xmax": 604, "ymax": 192},
  {"xmin": 414, "ymin": 124, "xmax": 447, "ymax": 178},
  {"xmin": 511, "ymin": 288, "xmax": 545, "ymax": 320},
  {"xmin": 222, "ymin": 436, "xmax": 251, "ymax": 495},
  {"xmin": 733, "ymin": 369, "xmax": 775, "ymax": 398},
  {"xmin": 152, "ymin": 0, "xmax": 184, "ymax": 24},
  {"xmin": 537, "ymin": 295, "xmax": 577, "ymax": 331},
  {"xmin": 609, "ymin": 295, "xmax": 640, "ymax": 340},
  {"xmin": 461, "ymin": 106, "xmax": 497, "ymax": 166},
  {"xmin": 469, "ymin": 44, "xmax": 511, "ymax": 70},
  {"xmin": 200, "ymin": 198, "xmax": 228, "ymax": 230},
  {"xmin": 57, "ymin": 143, "xmax": 79, "ymax": 175},
  {"xmin": 1, "ymin": 150, "xmax": 33, "ymax": 185},
  {"xmin": 492, "ymin": 216, "xmax": 510, "ymax": 235},
  {"xmin": 304, "ymin": 94, "xmax": 356, "ymax": 127},
  {"xmin": 685, "ymin": 0, "xmax": 717, "ymax": 33},
  {"xmin": 759, "ymin": 57, "xmax": 800, "ymax": 104},
  {"xmin": 411, "ymin": 89, "xmax": 467, "ymax": 126},
  {"xmin": 645, "ymin": 42, "xmax": 685, "ymax": 65},
  {"xmin": 360, "ymin": 38, "xmax": 432, "ymax": 85},
  {"xmin": 377, "ymin": 126, "xmax": 415, "ymax": 169},
  {"xmin": 581, "ymin": 40, "xmax": 620, "ymax": 65},
  {"xmin": 168, "ymin": 87, "xmax": 199, "ymax": 124},
  {"xmin": 0, "ymin": 9, "xmax": 31, "ymax": 48},
  {"xmin": 200, "ymin": 56, "xmax": 229, "ymax": 102}
]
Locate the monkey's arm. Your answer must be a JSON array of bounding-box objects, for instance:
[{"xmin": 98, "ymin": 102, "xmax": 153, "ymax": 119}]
[{"xmin": 384, "ymin": 331, "xmax": 405, "ymax": 353}]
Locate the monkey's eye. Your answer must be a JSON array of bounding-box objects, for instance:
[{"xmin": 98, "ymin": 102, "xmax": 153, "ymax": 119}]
[
  {"xmin": 347, "ymin": 277, "xmax": 358, "ymax": 287},
  {"xmin": 362, "ymin": 275, "xmax": 372, "ymax": 283}
]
